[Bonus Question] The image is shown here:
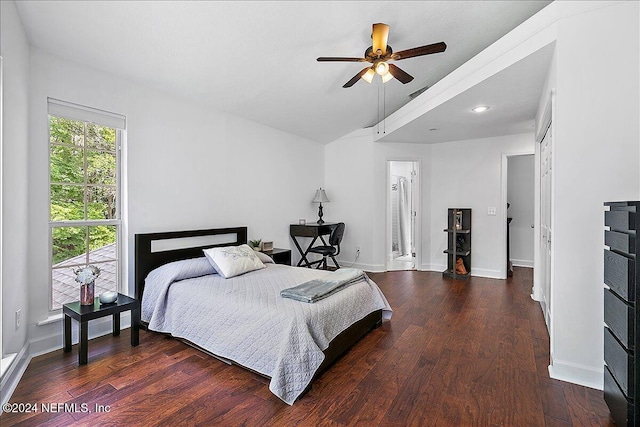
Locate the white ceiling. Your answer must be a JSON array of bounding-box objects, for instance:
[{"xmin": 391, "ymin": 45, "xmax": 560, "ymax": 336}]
[
  {"xmin": 379, "ymin": 43, "xmax": 555, "ymax": 143},
  {"xmin": 14, "ymin": 1, "xmax": 552, "ymax": 144}
]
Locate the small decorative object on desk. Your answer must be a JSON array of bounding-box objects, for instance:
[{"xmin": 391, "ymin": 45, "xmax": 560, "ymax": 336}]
[
  {"xmin": 249, "ymin": 239, "xmax": 262, "ymax": 251},
  {"xmin": 74, "ymin": 265, "xmax": 101, "ymax": 305},
  {"xmin": 262, "ymin": 241, "xmax": 274, "ymax": 252},
  {"xmin": 299, "ymin": 219, "xmax": 306, "ymax": 225},
  {"xmin": 99, "ymin": 291, "xmax": 118, "ymax": 305}
]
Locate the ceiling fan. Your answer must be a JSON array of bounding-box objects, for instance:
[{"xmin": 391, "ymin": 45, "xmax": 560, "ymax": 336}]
[{"xmin": 317, "ymin": 23, "xmax": 447, "ymax": 88}]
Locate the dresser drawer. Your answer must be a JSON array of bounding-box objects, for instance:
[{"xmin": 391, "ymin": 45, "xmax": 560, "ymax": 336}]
[
  {"xmin": 605, "ymin": 289, "xmax": 635, "ymax": 350},
  {"xmin": 605, "ymin": 327, "xmax": 634, "ymax": 397},
  {"xmin": 605, "ymin": 365, "xmax": 634, "ymax": 427},
  {"xmin": 606, "ymin": 209, "xmax": 637, "ymax": 232},
  {"xmin": 605, "ymin": 249, "xmax": 636, "ymax": 302},
  {"xmin": 606, "ymin": 230, "xmax": 636, "ymax": 256}
]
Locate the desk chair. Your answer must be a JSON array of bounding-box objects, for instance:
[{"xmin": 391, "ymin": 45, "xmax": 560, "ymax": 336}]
[{"xmin": 308, "ymin": 222, "xmax": 345, "ymax": 270}]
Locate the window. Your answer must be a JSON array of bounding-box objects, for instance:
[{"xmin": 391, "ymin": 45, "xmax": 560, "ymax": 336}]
[{"xmin": 48, "ymin": 99, "xmax": 125, "ymax": 310}]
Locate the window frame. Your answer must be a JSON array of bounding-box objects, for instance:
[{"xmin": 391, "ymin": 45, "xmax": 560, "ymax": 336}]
[{"xmin": 47, "ymin": 104, "xmax": 124, "ymax": 312}]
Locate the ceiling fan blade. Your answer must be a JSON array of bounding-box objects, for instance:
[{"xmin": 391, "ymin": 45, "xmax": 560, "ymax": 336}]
[
  {"xmin": 317, "ymin": 57, "xmax": 367, "ymax": 62},
  {"xmin": 392, "ymin": 42, "xmax": 447, "ymax": 61},
  {"xmin": 388, "ymin": 64, "xmax": 414, "ymax": 84},
  {"xmin": 343, "ymin": 67, "xmax": 371, "ymax": 88},
  {"xmin": 372, "ymin": 23, "xmax": 390, "ymax": 56}
]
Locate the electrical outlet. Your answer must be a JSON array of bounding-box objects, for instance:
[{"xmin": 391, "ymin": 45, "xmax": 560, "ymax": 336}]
[
  {"xmin": 16, "ymin": 309, "xmax": 21, "ymax": 330},
  {"xmin": 487, "ymin": 207, "xmax": 497, "ymax": 216},
  {"xmin": 355, "ymin": 246, "xmax": 360, "ymax": 258}
]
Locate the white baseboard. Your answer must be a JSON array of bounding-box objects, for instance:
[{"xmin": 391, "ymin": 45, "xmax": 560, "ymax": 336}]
[
  {"xmin": 1, "ymin": 342, "xmax": 30, "ymax": 409},
  {"xmin": 0, "ymin": 353, "xmax": 17, "ymax": 378},
  {"xmin": 0, "ymin": 314, "xmax": 133, "ymax": 408},
  {"xmin": 531, "ymin": 286, "xmax": 544, "ymax": 302},
  {"xmin": 29, "ymin": 313, "xmax": 130, "ymax": 357},
  {"xmin": 511, "ymin": 259, "xmax": 534, "ymax": 268},
  {"xmin": 336, "ymin": 259, "xmax": 386, "ymax": 272},
  {"xmin": 418, "ymin": 263, "xmax": 440, "ymax": 272},
  {"xmin": 548, "ymin": 359, "xmax": 603, "ymax": 390},
  {"xmin": 470, "ymin": 268, "xmax": 503, "ymax": 279},
  {"xmin": 417, "ymin": 264, "xmax": 503, "ymax": 279}
]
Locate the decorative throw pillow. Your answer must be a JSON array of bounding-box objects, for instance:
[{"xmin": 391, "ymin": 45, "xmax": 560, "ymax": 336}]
[
  {"xmin": 254, "ymin": 251, "xmax": 275, "ymax": 264},
  {"xmin": 203, "ymin": 244, "xmax": 265, "ymax": 278}
]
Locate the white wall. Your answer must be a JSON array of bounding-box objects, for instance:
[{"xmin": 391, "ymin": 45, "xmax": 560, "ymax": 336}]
[
  {"xmin": 24, "ymin": 49, "xmax": 324, "ymax": 351},
  {"xmin": 0, "ymin": 0, "xmax": 32, "ymax": 403},
  {"xmin": 429, "ymin": 133, "xmax": 534, "ymax": 278},
  {"xmin": 507, "ymin": 154, "xmax": 535, "ymax": 267},
  {"xmin": 324, "ymin": 128, "xmax": 535, "ymax": 278},
  {"xmin": 324, "ymin": 130, "xmax": 434, "ymax": 271},
  {"xmin": 323, "ymin": 129, "xmax": 378, "ymax": 270},
  {"xmin": 548, "ymin": 1, "xmax": 640, "ymax": 388},
  {"xmin": 1, "ymin": 0, "xmax": 30, "ymax": 357}
]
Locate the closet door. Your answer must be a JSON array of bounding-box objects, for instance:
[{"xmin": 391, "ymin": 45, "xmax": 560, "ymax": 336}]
[{"xmin": 540, "ymin": 125, "xmax": 552, "ymax": 332}]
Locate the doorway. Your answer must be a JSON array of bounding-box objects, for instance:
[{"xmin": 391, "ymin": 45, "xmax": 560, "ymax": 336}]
[
  {"xmin": 387, "ymin": 161, "xmax": 418, "ymax": 271},
  {"xmin": 507, "ymin": 154, "xmax": 535, "ymax": 276}
]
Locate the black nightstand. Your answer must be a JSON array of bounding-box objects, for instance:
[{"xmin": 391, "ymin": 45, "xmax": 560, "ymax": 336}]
[
  {"xmin": 63, "ymin": 293, "xmax": 140, "ymax": 365},
  {"xmin": 263, "ymin": 248, "xmax": 291, "ymax": 266}
]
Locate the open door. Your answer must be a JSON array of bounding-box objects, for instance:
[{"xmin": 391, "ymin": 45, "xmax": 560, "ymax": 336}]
[{"xmin": 540, "ymin": 125, "xmax": 552, "ymax": 332}]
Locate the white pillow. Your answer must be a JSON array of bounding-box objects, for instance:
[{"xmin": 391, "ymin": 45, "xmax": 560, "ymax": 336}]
[
  {"xmin": 203, "ymin": 244, "xmax": 265, "ymax": 278},
  {"xmin": 254, "ymin": 251, "xmax": 275, "ymax": 264}
]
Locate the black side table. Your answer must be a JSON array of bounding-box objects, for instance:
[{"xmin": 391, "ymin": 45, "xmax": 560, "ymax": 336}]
[{"xmin": 63, "ymin": 293, "xmax": 140, "ymax": 365}]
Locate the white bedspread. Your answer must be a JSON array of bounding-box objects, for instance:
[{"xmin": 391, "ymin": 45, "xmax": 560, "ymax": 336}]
[{"xmin": 141, "ymin": 260, "xmax": 392, "ymax": 404}]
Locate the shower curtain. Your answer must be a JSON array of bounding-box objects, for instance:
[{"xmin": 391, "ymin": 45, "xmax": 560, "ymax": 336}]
[
  {"xmin": 397, "ymin": 177, "xmax": 411, "ymax": 256},
  {"xmin": 392, "ymin": 176, "xmax": 411, "ymax": 257}
]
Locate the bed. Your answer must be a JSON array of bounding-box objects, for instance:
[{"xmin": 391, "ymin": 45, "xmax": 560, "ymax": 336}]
[{"xmin": 134, "ymin": 226, "xmax": 392, "ymax": 404}]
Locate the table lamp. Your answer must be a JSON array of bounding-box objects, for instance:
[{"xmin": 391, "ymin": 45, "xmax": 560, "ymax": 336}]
[{"xmin": 312, "ymin": 188, "xmax": 330, "ymax": 224}]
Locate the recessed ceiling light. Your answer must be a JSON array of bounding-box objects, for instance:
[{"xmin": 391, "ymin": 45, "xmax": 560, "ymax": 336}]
[{"xmin": 471, "ymin": 105, "xmax": 490, "ymax": 113}]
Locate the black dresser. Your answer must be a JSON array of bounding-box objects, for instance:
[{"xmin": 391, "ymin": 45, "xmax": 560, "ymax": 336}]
[{"xmin": 604, "ymin": 201, "xmax": 640, "ymax": 426}]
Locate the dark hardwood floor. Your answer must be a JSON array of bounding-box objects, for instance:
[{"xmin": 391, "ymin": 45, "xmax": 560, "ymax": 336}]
[{"xmin": 2, "ymin": 268, "xmax": 613, "ymax": 426}]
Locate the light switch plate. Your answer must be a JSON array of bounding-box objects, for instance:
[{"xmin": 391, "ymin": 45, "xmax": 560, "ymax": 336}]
[{"xmin": 488, "ymin": 207, "xmax": 497, "ymax": 216}]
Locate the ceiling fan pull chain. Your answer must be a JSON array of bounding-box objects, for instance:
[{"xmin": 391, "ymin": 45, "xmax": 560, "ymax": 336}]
[{"xmin": 377, "ymin": 80, "xmax": 381, "ymax": 135}]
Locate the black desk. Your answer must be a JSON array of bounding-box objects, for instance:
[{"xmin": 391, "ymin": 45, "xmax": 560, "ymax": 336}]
[
  {"xmin": 63, "ymin": 293, "xmax": 140, "ymax": 365},
  {"xmin": 290, "ymin": 223, "xmax": 338, "ymax": 268}
]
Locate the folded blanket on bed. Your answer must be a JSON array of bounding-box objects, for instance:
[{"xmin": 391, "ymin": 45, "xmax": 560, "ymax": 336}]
[{"xmin": 280, "ymin": 268, "xmax": 366, "ymax": 303}]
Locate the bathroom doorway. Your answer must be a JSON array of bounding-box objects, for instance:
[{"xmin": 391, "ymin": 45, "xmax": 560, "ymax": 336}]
[{"xmin": 387, "ymin": 161, "xmax": 418, "ymax": 271}]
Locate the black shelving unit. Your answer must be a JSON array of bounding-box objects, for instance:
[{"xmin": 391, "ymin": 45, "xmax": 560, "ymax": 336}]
[
  {"xmin": 443, "ymin": 208, "xmax": 472, "ymax": 280},
  {"xmin": 603, "ymin": 201, "xmax": 640, "ymax": 426}
]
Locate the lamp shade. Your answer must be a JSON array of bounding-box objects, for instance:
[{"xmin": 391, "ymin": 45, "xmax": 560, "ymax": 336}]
[
  {"xmin": 375, "ymin": 61, "xmax": 389, "ymax": 76},
  {"xmin": 312, "ymin": 188, "xmax": 330, "ymax": 204},
  {"xmin": 361, "ymin": 68, "xmax": 375, "ymax": 84}
]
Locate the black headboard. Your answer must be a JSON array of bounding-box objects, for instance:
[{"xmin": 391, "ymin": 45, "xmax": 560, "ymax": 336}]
[{"xmin": 134, "ymin": 226, "xmax": 248, "ymax": 303}]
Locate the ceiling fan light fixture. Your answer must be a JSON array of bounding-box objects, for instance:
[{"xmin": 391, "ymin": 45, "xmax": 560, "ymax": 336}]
[
  {"xmin": 375, "ymin": 61, "xmax": 389, "ymax": 76},
  {"xmin": 317, "ymin": 23, "xmax": 446, "ymax": 89},
  {"xmin": 361, "ymin": 68, "xmax": 375, "ymax": 83}
]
